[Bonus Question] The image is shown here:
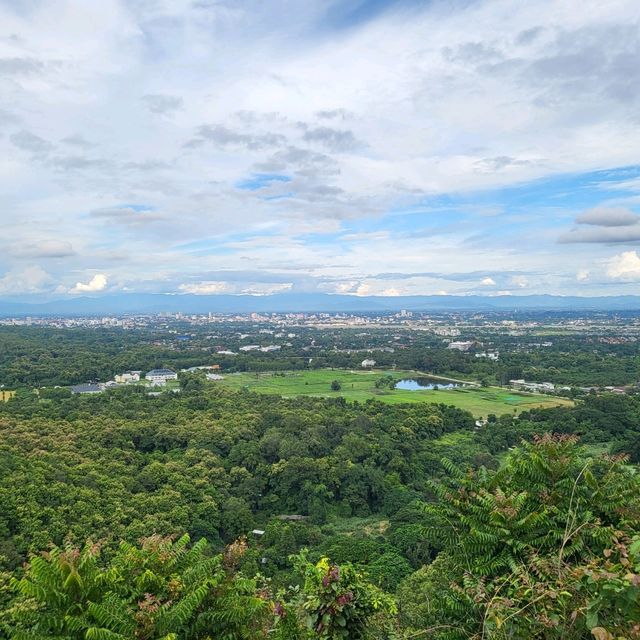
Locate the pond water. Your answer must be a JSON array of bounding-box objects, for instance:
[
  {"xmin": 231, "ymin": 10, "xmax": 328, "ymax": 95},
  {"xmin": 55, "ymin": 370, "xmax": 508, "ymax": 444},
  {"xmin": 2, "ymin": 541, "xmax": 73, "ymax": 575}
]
[{"xmin": 395, "ymin": 377, "xmax": 465, "ymax": 391}]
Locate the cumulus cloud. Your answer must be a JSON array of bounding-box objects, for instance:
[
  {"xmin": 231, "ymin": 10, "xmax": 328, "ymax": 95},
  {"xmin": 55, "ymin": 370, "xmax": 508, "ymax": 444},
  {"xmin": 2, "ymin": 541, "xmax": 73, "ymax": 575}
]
[
  {"xmin": 179, "ymin": 281, "xmax": 230, "ymax": 295},
  {"xmin": 559, "ymin": 226, "xmax": 640, "ymax": 244},
  {"xmin": 334, "ymin": 281, "xmax": 360, "ymax": 294},
  {"xmin": 301, "ymin": 126, "xmax": 362, "ymax": 152},
  {"xmin": 511, "ymin": 276, "xmax": 529, "ymax": 288},
  {"xmin": 560, "ymin": 207, "xmax": 640, "ymax": 243},
  {"xmin": 575, "ymin": 207, "xmax": 639, "ymax": 227},
  {"xmin": 3, "ymin": 0, "xmax": 640, "ymax": 299},
  {"xmin": 576, "ymin": 269, "xmax": 590, "ymax": 282},
  {"xmin": 481, "ymin": 277, "xmax": 496, "ymax": 286},
  {"xmin": 606, "ymin": 251, "xmax": 640, "ymax": 280},
  {"xmin": 241, "ymin": 282, "xmax": 293, "ymax": 295},
  {"xmin": 178, "ymin": 280, "xmax": 292, "ymax": 295},
  {"xmin": 70, "ymin": 274, "xmax": 108, "ymax": 293},
  {"xmin": 186, "ymin": 125, "xmax": 287, "ymax": 150},
  {"xmin": 0, "ymin": 266, "xmax": 55, "ymax": 294}
]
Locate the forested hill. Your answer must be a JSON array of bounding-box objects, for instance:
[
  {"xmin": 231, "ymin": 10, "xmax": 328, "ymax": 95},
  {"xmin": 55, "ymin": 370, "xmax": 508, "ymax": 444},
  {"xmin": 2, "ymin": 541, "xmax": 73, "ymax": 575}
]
[
  {"xmin": 0, "ymin": 386, "xmax": 474, "ymax": 563},
  {"xmin": 1, "ymin": 385, "xmax": 639, "ymax": 637}
]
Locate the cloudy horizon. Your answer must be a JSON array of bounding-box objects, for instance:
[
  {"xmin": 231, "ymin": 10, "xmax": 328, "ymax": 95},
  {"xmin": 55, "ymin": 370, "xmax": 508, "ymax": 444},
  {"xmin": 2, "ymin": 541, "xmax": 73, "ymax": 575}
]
[{"xmin": 2, "ymin": 0, "xmax": 640, "ymax": 301}]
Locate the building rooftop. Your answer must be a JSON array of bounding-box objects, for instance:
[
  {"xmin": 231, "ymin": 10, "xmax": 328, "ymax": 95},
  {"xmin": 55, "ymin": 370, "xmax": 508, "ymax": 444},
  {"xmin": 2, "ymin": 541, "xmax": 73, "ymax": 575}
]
[{"xmin": 71, "ymin": 384, "xmax": 104, "ymax": 394}]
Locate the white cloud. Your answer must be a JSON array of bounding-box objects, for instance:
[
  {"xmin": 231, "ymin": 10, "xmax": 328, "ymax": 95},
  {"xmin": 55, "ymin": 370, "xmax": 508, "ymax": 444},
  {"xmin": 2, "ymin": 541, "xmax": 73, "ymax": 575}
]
[
  {"xmin": 575, "ymin": 207, "xmax": 639, "ymax": 227},
  {"xmin": 70, "ymin": 273, "xmax": 108, "ymax": 293},
  {"xmin": 0, "ymin": 266, "xmax": 54, "ymax": 294},
  {"xmin": 510, "ymin": 276, "xmax": 529, "ymax": 288},
  {"xmin": 560, "ymin": 205, "xmax": 640, "ymax": 244},
  {"xmin": 606, "ymin": 251, "xmax": 640, "ymax": 280},
  {"xmin": 239, "ymin": 283, "xmax": 292, "ymax": 296},
  {"xmin": 178, "ymin": 281, "xmax": 292, "ymax": 295},
  {"xmin": 2, "ymin": 1, "xmax": 640, "ymax": 299},
  {"xmin": 576, "ymin": 269, "xmax": 590, "ymax": 282},
  {"xmin": 179, "ymin": 281, "xmax": 230, "ymax": 295}
]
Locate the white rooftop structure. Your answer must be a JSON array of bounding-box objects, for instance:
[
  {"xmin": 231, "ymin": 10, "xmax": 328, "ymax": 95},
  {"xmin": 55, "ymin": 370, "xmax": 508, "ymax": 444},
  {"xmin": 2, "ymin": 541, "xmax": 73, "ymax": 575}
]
[{"xmin": 145, "ymin": 368, "xmax": 178, "ymax": 383}]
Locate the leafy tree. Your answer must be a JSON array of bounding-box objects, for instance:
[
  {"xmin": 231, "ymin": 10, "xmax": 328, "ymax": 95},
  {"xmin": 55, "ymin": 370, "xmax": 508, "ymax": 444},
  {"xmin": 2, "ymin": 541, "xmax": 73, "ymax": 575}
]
[
  {"xmin": 2, "ymin": 534, "xmax": 274, "ymax": 639},
  {"xmin": 367, "ymin": 551, "xmax": 412, "ymax": 592},
  {"xmin": 330, "ymin": 380, "xmax": 342, "ymax": 392},
  {"xmin": 220, "ymin": 497, "xmax": 254, "ymax": 540},
  {"xmin": 406, "ymin": 434, "xmax": 640, "ymax": 639},
  {"xmin": 293, "ymin": 553, "xmax": 397, "ymax": 639}
]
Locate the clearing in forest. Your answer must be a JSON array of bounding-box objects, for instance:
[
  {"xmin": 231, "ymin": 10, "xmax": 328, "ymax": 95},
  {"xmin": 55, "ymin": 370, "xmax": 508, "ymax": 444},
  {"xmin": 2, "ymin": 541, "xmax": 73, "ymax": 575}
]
[{"xmin": 217, "ymin": 369, "xmax": 573, "ymax": 417}]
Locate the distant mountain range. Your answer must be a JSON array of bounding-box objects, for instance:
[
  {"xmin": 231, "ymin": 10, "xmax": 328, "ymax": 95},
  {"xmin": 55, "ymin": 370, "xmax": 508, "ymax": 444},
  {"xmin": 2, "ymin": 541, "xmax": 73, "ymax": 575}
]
[{"xmin": 2, "ymin": 293, "xmax": 640, "ymax": 315}]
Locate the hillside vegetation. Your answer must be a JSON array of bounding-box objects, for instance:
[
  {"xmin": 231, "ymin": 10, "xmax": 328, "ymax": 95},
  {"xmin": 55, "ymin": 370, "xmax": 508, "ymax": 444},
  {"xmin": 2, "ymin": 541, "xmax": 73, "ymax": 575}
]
[{"xmin": 1, "ymin": 384, "xmax": 639, "ymax": 637}]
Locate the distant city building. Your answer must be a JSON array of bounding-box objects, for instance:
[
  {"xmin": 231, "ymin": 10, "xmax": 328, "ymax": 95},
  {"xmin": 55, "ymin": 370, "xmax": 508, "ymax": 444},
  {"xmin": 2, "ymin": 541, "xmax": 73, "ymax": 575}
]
[
  {"xmin": 447, "ymin": 341, "xmax": 475, "ymax": 352},
  {"xmin": 510, "ymin": 379, "xmax": 555, "ymax": 392},
  {"xmin": 71, "ymin": 383, "xmax": 105, "ymax": 394},
  {"xmin": 145, "ymin": 368, "xmax": 178, "ymax": 384},
  {"xmin": 260, "ymin": 345, "xmax": 281, "ymax": 352},
  {"xmin": 475, "ymin": 351, "xmax": 500, "ymax": 361},
  {"xmin": 361, "ymin": 358, "xmax": 376, "ymax": 368},
  {"xmin": 434, "ymin": 328, "xmax": 461, "ymax": 337},
  {"xmin": 114, "ymin": 371, "xmax": 141, "ymax": 383}
]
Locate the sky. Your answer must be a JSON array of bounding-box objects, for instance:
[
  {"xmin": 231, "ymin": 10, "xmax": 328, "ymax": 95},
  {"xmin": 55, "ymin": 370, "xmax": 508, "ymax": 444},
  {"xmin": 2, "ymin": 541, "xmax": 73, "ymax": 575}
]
[{"xmin": 2, "ymin": 0, "xmax": 640, "ymax": 301}]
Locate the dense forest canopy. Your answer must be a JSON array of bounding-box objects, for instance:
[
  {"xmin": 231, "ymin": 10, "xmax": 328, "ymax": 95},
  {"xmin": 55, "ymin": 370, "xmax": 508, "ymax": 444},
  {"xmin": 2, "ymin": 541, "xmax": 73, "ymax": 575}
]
[
  {"xmin": 1, "ymin": 375, "xmax": 639, "ymax": 636},
  {"xmin": 0, "ymin": 322, "xmax": 639, "ymax": 637}
]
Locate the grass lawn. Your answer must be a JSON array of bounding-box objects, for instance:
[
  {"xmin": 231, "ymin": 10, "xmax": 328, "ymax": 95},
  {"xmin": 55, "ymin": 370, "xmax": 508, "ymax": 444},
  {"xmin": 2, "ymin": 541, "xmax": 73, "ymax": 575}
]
[{"xmin": 217, "ymin": 369, "xmax": 573, "ymax": 417}]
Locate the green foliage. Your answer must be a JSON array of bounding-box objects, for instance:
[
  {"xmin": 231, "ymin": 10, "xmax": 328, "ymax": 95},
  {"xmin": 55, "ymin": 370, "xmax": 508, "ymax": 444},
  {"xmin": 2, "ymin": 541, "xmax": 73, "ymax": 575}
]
[
  {"xmin": 407, "ymin": 434, "xmax": 640, "ymax": 639},
  {"xmin": 2, "ymin": 535, "xmax": 273, "ymax": 639},
  {"xmin": 0, "ymin": 536, "xmax": 401, "ymax": 640},
  {"xmin": 366, "ymin": 552, "xmax": 412, "ymax": 592},
  {"xmin": 293, "ymin": 552, "xmax": 397, "ymax": 639},
  {"xmin": 3, "ymin": 325, "xmax": 640, "ymax": 637},
  {"xmin": 374, "ymin": 376, "xmax": 395, "ymax": 390},
  {"xmin": 0, "ymin": 384, "xmax": 469, "ymax": 566}
]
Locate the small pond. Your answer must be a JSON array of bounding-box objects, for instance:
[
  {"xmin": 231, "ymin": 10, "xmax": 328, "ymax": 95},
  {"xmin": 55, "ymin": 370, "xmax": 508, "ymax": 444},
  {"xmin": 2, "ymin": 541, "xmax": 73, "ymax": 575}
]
[{"xmin": 395, "ymin": 377, "xmax": 466, "ymax": 391}]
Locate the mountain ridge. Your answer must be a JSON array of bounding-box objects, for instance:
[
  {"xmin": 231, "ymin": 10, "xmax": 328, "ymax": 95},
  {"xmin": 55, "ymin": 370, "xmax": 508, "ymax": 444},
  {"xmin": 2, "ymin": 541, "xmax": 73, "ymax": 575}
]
[{"xmin": 2, "ymin": 292, "xmax": 640, "ymax": 315}]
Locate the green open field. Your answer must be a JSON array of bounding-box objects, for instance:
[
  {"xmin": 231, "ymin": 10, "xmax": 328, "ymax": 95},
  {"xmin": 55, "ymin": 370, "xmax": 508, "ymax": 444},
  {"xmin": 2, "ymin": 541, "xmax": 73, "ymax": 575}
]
[{"xmin": 217, "ymin": 369, "xmax": 573, "ymax": 417}]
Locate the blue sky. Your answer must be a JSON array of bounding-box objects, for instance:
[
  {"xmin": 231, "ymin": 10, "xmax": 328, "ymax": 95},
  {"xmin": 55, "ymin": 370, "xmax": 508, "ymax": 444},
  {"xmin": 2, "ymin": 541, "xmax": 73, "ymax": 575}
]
[{"xmin": 1, "ymin": 0, "xmax": 640, "ymax": 299}]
